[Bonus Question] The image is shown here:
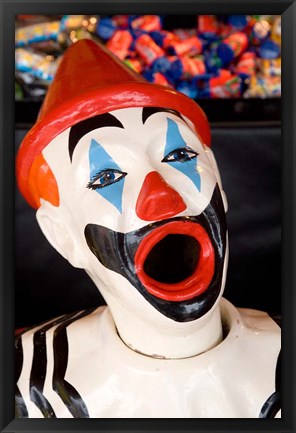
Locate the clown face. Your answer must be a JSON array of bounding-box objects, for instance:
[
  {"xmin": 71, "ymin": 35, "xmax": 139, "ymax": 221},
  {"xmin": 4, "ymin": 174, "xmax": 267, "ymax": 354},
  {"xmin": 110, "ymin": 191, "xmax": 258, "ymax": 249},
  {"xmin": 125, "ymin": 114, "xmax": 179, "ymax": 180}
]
[{"xmin": 39, "ymin": 107, "xmax": 228, "ymax": 326}]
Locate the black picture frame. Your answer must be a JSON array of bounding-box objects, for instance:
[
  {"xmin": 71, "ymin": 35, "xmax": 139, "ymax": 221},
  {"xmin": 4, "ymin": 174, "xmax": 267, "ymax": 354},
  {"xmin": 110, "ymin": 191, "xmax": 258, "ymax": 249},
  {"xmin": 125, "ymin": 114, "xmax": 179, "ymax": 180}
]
[{"xmin": 1, "ymin": 1, "xmax": 295, "ymax": 432}]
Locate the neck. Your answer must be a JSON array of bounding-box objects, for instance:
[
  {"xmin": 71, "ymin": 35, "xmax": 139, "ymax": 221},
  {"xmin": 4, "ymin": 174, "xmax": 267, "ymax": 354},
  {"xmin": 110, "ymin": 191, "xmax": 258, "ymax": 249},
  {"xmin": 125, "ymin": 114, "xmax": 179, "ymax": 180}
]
[{"xmin": 107, "ymin": 298, "xmax": 223, "ymax": 359}]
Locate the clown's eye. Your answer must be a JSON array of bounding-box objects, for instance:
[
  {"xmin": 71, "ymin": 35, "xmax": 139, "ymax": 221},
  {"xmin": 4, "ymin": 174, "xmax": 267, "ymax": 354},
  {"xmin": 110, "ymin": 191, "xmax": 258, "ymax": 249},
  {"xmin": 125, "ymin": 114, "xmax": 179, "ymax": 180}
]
[
  {"xmin": 162, "ymin": 147, "xmax": 198, "ymax": 163},
  {"xmin": 87, "ymin": 169, "xmax": 127, "ymax": 190}
]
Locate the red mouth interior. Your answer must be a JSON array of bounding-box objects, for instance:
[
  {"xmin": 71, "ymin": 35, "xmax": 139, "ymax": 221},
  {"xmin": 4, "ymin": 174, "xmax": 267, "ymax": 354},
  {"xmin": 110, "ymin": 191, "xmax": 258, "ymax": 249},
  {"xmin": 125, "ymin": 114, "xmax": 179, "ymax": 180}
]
[{"xmin": 135, "ymin": 221, "xmax": 215, "ymax": 302}]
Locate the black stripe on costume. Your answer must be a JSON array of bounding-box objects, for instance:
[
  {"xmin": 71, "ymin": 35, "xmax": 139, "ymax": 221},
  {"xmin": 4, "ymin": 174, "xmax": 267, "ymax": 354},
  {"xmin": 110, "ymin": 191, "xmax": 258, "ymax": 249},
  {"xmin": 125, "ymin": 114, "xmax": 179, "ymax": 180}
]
[
  {"xmin": 15, "ymin": 337, "xmax": 28, "ymax": 418},
  {"xmin": 29, "ymin": 313, "xmax": 78, "ymax": 418},
  {"xmin": 258, "ymin": 391, "xmax": 281, "ymax": 418},
  {"xmin": 52, "ymin": 308, "xmax": 97, "ymax": 418},
  {"xmin": 259, "ymin": 350, "xmax": 281, "ymax": 418}
]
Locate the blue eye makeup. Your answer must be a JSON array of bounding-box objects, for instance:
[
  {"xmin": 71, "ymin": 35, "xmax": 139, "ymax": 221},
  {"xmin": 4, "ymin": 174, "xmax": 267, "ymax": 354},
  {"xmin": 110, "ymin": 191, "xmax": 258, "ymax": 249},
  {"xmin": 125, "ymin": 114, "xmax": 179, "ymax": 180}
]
[
  {"xmin": 87, "ymin": 139, "xmax": 126, "ymax": 213},
  {"xmin": 162, "ymin": 147, "xmax": 198, "ymax": 163},
  {"xmin": 87, "ymin": 169, "xmax": 127, "ymax": 190},
  {"xmin": 162, "ymin": 119, "xmax": 201, "ymax": 192}
]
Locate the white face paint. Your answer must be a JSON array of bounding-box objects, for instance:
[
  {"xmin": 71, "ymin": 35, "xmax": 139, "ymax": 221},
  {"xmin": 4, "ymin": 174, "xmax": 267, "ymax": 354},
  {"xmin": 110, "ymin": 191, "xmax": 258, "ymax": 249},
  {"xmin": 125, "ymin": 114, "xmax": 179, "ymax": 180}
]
[
  {"xmin": 45, "ymin": 108, "xmax": 220, "ymax": 227},
  {"xmin": 38, "ymin": 107, "xmax": 228, "ymax": 356}
]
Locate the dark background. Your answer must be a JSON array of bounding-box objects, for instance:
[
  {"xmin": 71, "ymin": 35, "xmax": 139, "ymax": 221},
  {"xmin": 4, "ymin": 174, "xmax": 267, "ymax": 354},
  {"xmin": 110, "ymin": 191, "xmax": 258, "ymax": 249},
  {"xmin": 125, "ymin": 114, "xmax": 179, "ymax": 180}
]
[{"xmin": 15, "ymin": 119, "xmax": 281, "ymax": 328}]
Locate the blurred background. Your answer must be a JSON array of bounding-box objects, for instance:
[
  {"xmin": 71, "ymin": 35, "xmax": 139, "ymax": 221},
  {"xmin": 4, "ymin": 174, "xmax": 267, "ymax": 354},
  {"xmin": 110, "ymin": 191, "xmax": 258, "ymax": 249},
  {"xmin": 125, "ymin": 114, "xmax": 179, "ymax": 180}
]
[{"xmin": 15, "ymin": 14, "xmax": 281, "ymax": 328}]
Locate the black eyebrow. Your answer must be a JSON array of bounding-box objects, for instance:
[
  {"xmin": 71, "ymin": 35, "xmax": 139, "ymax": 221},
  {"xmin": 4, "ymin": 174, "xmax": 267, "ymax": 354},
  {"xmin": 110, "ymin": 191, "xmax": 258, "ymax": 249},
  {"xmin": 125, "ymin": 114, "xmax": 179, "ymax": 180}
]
[
  {"xmin": 142, "ymin": 107, "xmax": 184, "ymax": 124},
  {"xmin": 69, "ymin": 112, "xmax": 124, "ymax": 162}
]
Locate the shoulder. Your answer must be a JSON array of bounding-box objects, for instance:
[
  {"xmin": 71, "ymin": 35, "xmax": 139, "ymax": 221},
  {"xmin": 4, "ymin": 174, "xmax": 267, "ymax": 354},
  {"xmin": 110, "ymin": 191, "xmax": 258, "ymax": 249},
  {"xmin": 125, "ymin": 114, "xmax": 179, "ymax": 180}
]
[
  {"xmin": 237, "ymin": 306, "xmax": 281, "ymax": 333},
  {"xmin": 15, "ymin": 306, "xmax": 107, "ymax": 418},
  {"xmin": 218, "ymin": 299, "xmax": 281, "ymax": 418},
  {"xmin": 220, "ymin": 298, "xmax": 281, "ymax": 337},
  {"xmin": 219, "ymin": 298, "xmax": 281, "ymax": 380},
  {"xmin": 16, "ymin": 306, "xmax": 106, "ymax": 341},
  {"xmin": 16, "ymin": 305, "xmax": 108, "ymax": 369}
]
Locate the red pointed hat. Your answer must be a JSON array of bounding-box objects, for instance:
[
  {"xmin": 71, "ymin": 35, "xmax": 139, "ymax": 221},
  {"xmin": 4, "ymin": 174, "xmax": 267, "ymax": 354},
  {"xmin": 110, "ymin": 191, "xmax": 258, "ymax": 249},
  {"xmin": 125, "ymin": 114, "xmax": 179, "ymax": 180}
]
[{"xmin": 16, "ymin": 39, "xmax": 211, "ymax": 208}]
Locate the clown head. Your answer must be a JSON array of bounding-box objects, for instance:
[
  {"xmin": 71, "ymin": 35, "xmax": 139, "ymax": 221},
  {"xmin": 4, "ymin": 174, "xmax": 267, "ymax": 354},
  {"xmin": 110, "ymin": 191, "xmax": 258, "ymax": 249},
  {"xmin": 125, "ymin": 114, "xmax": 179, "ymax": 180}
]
[{"xmin": 16, "ymin": 40, "xmax": 228, "ymax": 358}]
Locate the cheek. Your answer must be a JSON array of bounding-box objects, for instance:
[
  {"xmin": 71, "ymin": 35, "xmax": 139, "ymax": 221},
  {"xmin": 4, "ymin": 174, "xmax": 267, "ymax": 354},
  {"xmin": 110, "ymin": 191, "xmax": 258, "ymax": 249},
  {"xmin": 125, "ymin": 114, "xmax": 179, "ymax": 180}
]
[
  {"xmin": 156, "ymin": 158, "xmax": 217, "ymax": 212},
  {"xmin": 166, "ymin": 158, "xmax": 201, "ymax": 192},
  {"xmin": 92, "ymin": 180, "xmax": 126, "ymax": 214}
]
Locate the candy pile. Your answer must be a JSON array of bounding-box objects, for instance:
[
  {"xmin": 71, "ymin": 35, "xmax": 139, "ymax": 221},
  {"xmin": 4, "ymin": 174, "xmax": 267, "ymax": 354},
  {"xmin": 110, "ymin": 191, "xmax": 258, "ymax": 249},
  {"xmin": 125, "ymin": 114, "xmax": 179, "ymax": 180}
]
[
  {"xmin": 15, "ymin": 14, "xmax": 281, "ymax": 100},
  {"xmin": 15, "ymin": 15, "xmax": 96, "ymax": 98}
]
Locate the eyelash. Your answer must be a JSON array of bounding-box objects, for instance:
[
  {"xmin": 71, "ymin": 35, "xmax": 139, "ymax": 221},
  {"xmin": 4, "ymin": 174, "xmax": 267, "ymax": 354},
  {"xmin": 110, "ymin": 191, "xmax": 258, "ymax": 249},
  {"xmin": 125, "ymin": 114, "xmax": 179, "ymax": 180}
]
[
  {"xmin": 87, "ymin": 169, "xmax": 127, "ymax": 190},
  {"xmin": 87, "ymin": 147, "xmax": 198, "ymax": 190},
  {"xmin": 161, "ymin": 147, "xmax": 199, "ymax": 163}
]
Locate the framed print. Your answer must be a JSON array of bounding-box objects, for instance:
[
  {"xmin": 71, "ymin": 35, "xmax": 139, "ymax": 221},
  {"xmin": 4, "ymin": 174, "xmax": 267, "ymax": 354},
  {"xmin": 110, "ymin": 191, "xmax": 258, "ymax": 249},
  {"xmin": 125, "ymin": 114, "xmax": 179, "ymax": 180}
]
[{"xmin": 0, "ymin": 1, "xmax": 295, "ymax": 432}]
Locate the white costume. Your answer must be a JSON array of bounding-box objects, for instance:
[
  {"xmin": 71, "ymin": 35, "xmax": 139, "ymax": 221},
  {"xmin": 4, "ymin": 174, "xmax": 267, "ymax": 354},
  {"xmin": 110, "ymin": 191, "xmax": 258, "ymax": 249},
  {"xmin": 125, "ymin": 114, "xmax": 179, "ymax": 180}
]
[{"xmin": 16, "ymin": 298, "xmax": 280, "ymax": 418}]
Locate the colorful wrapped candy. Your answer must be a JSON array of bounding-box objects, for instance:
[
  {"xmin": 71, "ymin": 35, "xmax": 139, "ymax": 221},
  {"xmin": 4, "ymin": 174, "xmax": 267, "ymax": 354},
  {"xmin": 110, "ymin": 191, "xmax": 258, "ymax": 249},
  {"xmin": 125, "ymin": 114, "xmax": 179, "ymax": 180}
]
[
  {"xmin": 134, "ymin": 33, "xmax": 165, "ymax": 65},
  {"xmin": 143, "ymin": 70, "xmax": 172, "ymax": 87},
  {"xmin": 14, "ymin": 14, "xmax": 281, "ymax": 100},
  {"xmin": 244, "ymin": 75, "xmax": 281, "ymax": 98},
  {"xmin": 271, "ymin": 16, "xmax": 281, "ymax": 46},
  {"xmin": 258, "ymin": 39, "xmax": 281, "ymax": 60},
  {"xmin": 167, "ymin": 36, "xmax": 203, "ymax": 57},
  {"xmin": 15, "ymin": 48, "xmax": 60, "ymax": 82},
  {"xmin": 130, "ymin": 15, "xmax": 162, "ymax": 32},
  {"xmin": 198, "ymin": 69, "xmax": 242, "ymax": 98},
  {"xmin": 106, "ymin": 30, "xmax": 133, "ymax": 60},
  {"xmin": 236, "ymin": 52, "xmax": 256, "ymax": 77},
  {"xmin": 217, "ymin": 32, "xmax": 249, "ymax": 66},
  {"xmin": 16, "ymin": 21, "xmax": 60, "ymax": 47},
  {"xmin": 249, "ymin": 18, "xmax": 271, "ymax": 46},
  {"xmin": 150, "ymin": 30, "xmax": 177, "ymax": 49},
  {"xmin": 170, "ymin": 56, "xmax": 206, "ymax": 80},
  {"xmin": 124, "ymin": 58, "xmax": 144, "ymax": 74},
  {"xmin": 197, "ymin": 15, "xmax": 219, "ymax": 39},
  {"xmin": 257, "ymin": 58, "xmax": 281, "ymax": 77}
]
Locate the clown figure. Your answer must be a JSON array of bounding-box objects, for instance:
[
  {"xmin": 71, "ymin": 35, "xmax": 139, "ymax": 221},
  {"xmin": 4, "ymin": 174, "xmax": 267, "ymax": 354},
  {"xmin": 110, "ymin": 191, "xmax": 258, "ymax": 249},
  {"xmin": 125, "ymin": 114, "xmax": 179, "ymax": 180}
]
[{"xmin": 16, "ymin": 39, "xmax": 281, "ymax": 418}]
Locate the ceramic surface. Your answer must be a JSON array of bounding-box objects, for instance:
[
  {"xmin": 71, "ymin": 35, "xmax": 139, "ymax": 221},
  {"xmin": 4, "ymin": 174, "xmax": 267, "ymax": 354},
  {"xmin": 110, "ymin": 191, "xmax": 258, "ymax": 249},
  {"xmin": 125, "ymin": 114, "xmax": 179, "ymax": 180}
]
[
  {"xmin": 16, "ymin": 298, "xmax": 281, "ymax": 418},
  {"xmin": 33, "ymin": 106, "xmax": 229, "ymax": 359},
  {"xmin": 15, "ymin": 39, "xmax": 281, "ymax": 418}
]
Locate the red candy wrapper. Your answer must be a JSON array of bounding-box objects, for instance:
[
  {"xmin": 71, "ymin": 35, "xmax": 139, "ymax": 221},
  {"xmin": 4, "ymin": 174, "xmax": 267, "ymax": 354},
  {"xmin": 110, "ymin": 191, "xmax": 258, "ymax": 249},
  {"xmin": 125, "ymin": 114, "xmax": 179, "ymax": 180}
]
[
  {"xmin": 198, "ymin": 15, "xmax": 219, "ymax": 37},
  {"xmin": 131, "ymin": 15, "xmax": 162, "ymax": 32},
  {"xmin": 171, "ymin": 56, "xmax": 206, "ymax": 79},
  {"xmin": 185, "ymin": 57, "xmax": 206, "ymax": 76},
  {"xmin": 236, "ymin": 51, "xmax": 256, "ymax": 76},
  {"xmin": 150, "ymin": 30, "xmax": 177, "ymax": 49},
  {"xmin": 124, "ymin": 58, "xmax": 144, "ymax": 74},
  {"xmin": 135, "ymin": 33, "xmax": 165, "ymax": 65},
  {"xmin": 218, "ymin": 23, "xmax": 233, "ymax": 38},
  {"xmin": 112, "ymin": 15, "xmax": 130, "ymax": 29},
  {"xmin": 168, "ymin": 35, "xmax": 203, "ymax": 57},
  {"xmin": 209, "ymin": 69, "xmax": 242, "ymax": 98},
  {"xmin": 106, "ymin": 29, "xmax": 133, "ymax": 60},
  {"xmin": 152, "ymin": 72, "xmax": 171, "ymax": 86}
]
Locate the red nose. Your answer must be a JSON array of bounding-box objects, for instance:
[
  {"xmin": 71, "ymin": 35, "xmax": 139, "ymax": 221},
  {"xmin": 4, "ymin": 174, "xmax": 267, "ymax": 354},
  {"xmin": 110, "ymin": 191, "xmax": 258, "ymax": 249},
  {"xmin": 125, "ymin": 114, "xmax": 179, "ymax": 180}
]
[{"xmin": 136, "ymin": 171, "xmax": 187, "ymax": 221}]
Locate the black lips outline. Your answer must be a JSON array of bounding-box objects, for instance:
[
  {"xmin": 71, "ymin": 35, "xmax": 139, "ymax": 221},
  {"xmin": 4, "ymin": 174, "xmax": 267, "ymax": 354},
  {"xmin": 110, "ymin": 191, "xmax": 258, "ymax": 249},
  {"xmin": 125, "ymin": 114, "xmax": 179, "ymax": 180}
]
[{"xmin": 84, "ymin": 184, "xmax": 227, "ymax": 322}]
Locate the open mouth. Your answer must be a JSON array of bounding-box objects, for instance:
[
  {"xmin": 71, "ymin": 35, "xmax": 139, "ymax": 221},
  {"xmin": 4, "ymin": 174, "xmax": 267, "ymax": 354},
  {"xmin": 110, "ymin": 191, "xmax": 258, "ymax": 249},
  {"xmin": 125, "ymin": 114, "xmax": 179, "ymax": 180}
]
[
  {"xmin": 134, "ymin": 221, "xmax": 215, "ymax": 301},
  {"xmin": 85, "ymin": 184, "xmax": 226, "ymax": 321}
]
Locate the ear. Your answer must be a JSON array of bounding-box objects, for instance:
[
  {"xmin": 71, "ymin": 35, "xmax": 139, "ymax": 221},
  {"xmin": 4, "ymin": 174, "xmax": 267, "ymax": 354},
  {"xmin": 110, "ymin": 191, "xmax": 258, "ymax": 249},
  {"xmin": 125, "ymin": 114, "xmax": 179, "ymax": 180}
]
[
  {"xmin": 36, "ymin": 200, "xmax": 87, "ymax": 269},
  {"xmin": 204, "ymin": 146, "xmax": 228, "ymax": 213}
]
